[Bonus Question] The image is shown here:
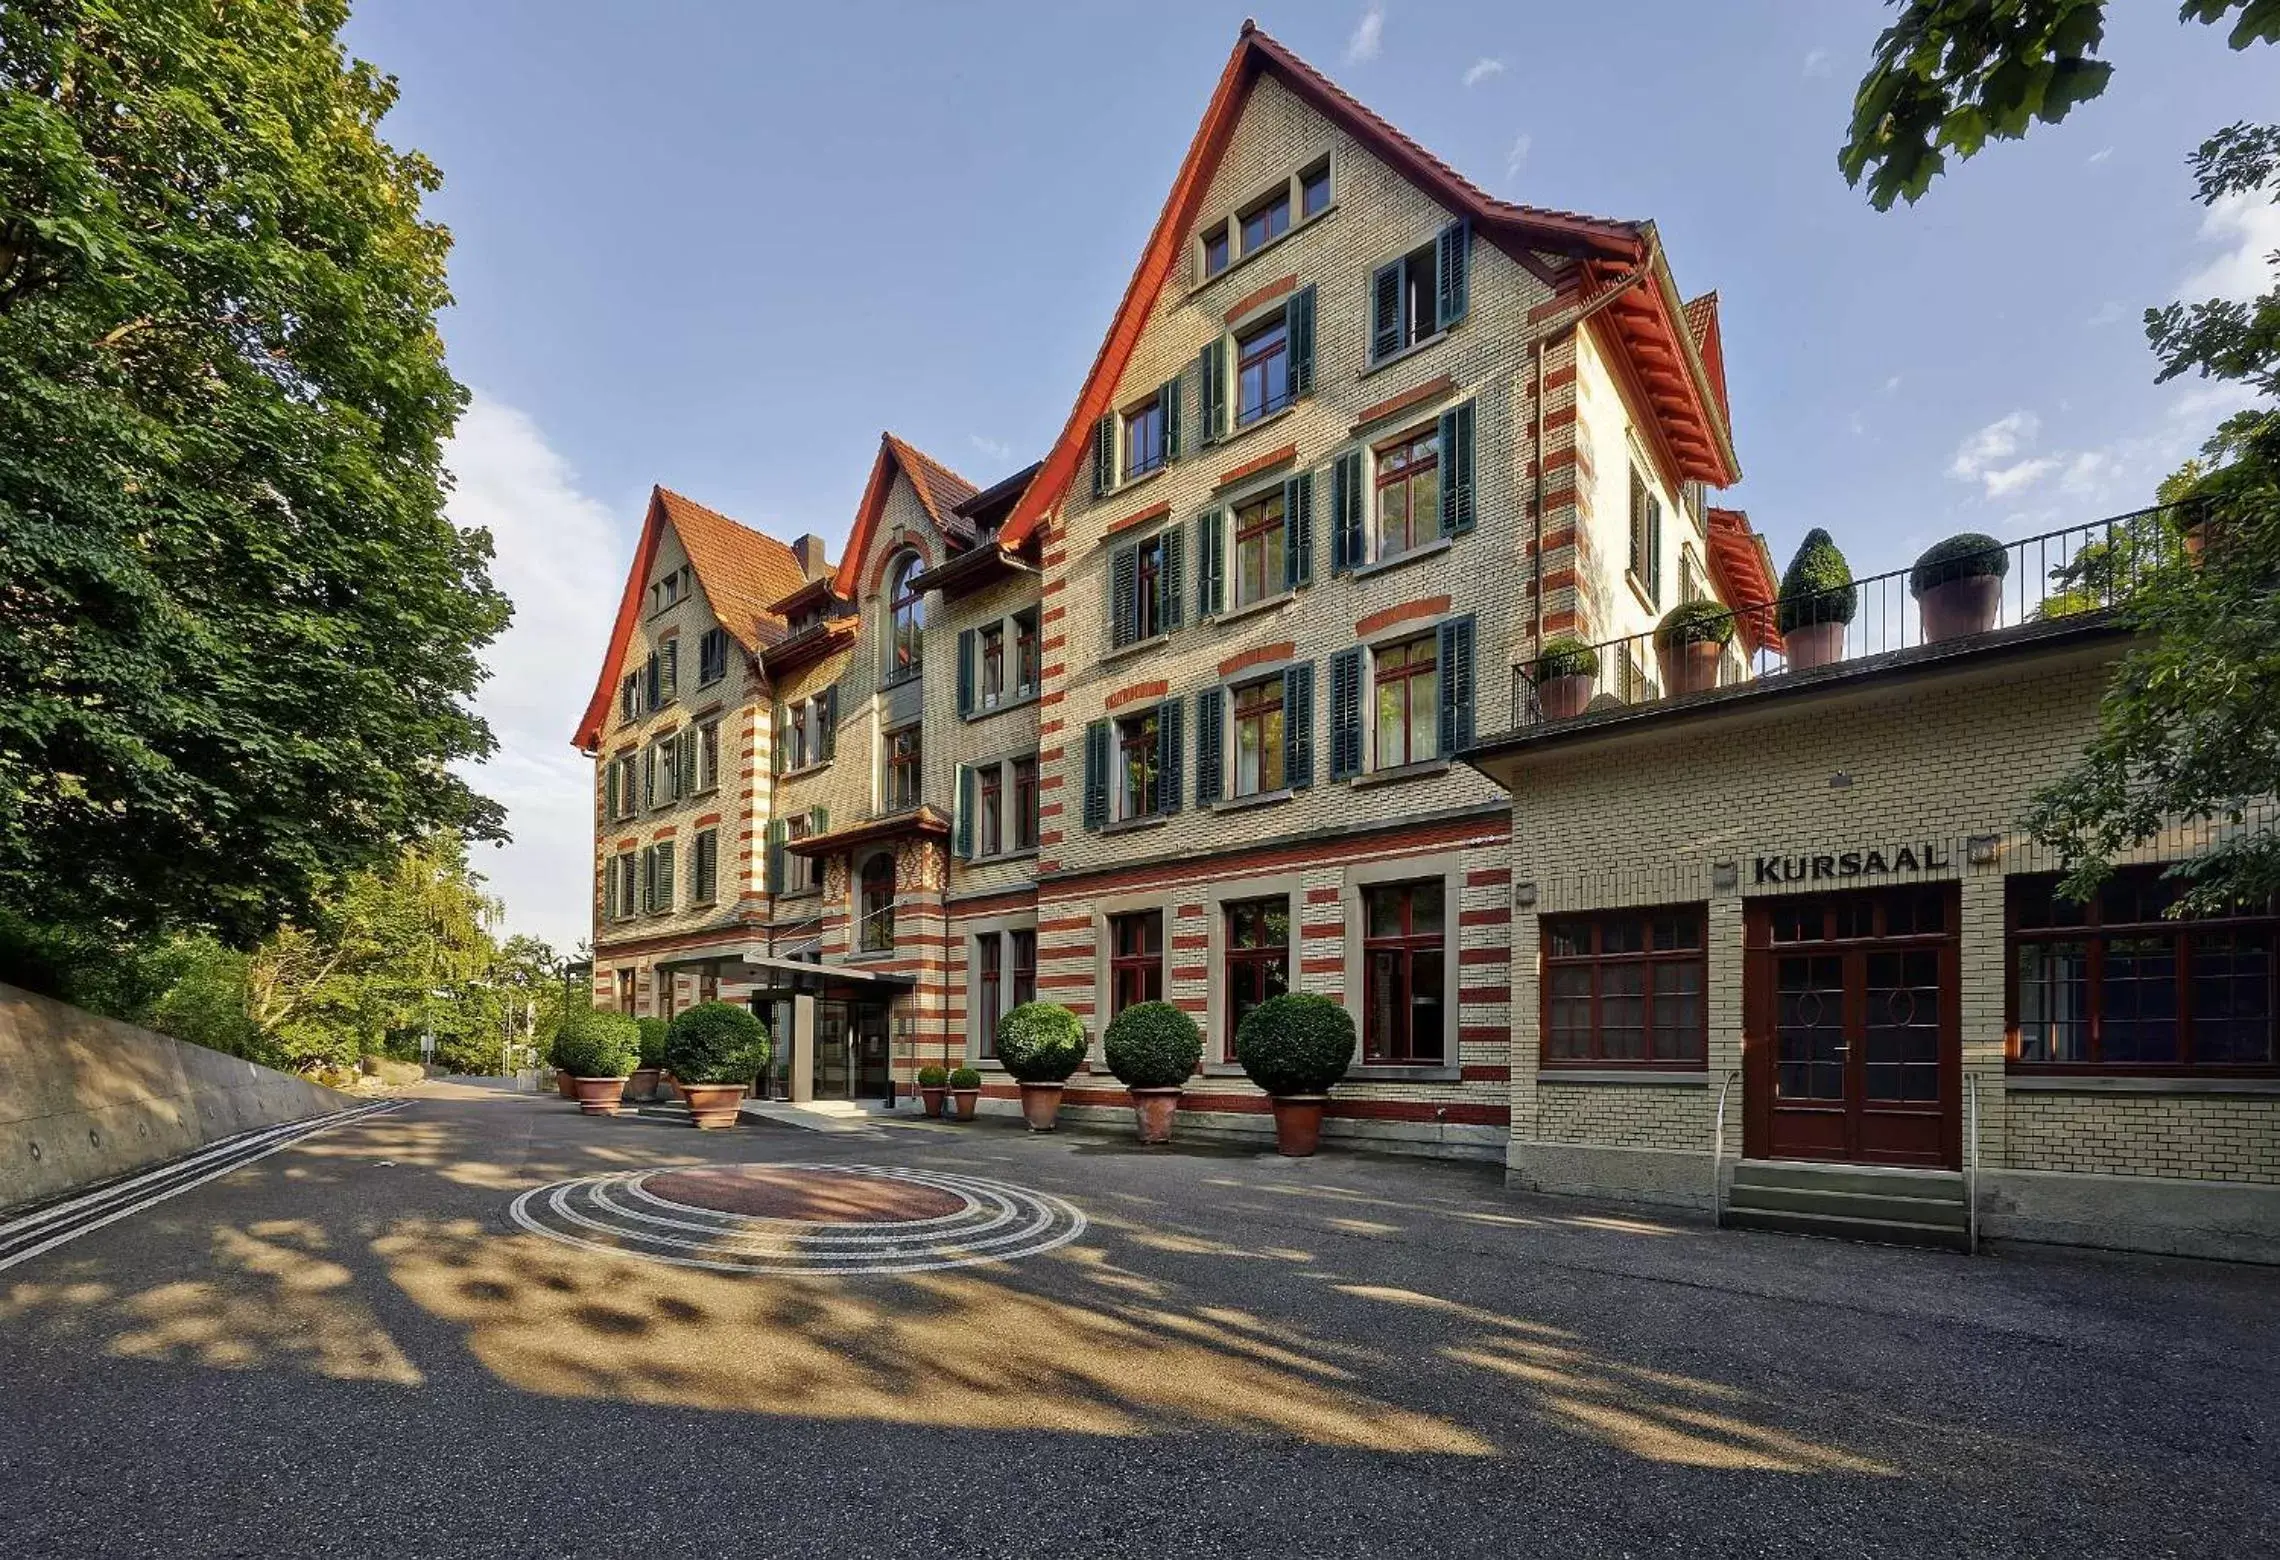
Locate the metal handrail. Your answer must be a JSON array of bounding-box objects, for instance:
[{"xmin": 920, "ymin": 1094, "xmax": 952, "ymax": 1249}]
[
  {"xmin": 1966, "ymin": 1074, "xmax": 1981, "ymax": 1256},
  {"xmin": 1711, "ymin": 1068, "xmax": 1739, "ymax": 1225}
]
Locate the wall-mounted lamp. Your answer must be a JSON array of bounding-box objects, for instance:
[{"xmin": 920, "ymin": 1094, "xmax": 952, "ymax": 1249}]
[
  {"xmin": 1513, "ymin": 881, "xmax": 1539, "ymax": 909},
  {"xmin": 1711, "ymin": 860, "xmax": 1739, "ymax": 894},
  {"xmin": 1967, "ymin": 833, "xmax": 2003, "ymax": 866},
  {"xmin": 1828, "ymin": 771, "xmax": 1855, "ymax": 790}
]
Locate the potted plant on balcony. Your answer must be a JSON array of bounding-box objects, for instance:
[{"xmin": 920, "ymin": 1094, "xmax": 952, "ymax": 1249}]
[
  {"xmin": 629, "ymin": 1017, "xmax": 667, "ymax": 1103},
  {"xmin": 1234, "ymin": 992, "xmax": 1357, "ymax": 1158},
  {"xmin": 948, "ymin": 1066, "xmax": 982, "ymax": 1121},
  {"xmin": 663, "ymin": 1001, "xmax": 772, "ymax": 1129},
  {"xmin": 1910, "ymin": 532, "xmax": 2009, "ymax": 641},
  {"xmin": 996, "ymin": 1001, "xmax": 1087, "ymax": 1132},
  {"xmin": 1653, "ymin": 599, "xmax": 1735, "ymax": 696},
  {"xmin": 1776, "ymin": 528, "xmax": 1857, "ymax": 671},
  {"xmin": 1531, "ymin": 636, "xmax": 1600, "ymax": 720},
  {"xmin": 551, "ymin": 1007, "xmax": 642, "ymax": 1118},
  {"xmin": 1103, "ymin": 1000, "xmax": 1203, "ymax": 1145},
  {"xmin": 916, "ymin": 1064, "xmax": 949, "ymax": 1118}
]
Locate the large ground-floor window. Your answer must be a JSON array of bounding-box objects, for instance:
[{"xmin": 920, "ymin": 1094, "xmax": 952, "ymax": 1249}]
[
  {"xmin": 1544, "ymin": 907, "xmax": 1707, "ymax": 1066},
  {"xmin": 1363, "ymin": 880, "xmax": 1445, "ymax": 1063},
  {"xmin": 1110, "ymin": 910, "xmax": 1162, "ymax": 1016},
  {"xmin": 1224, "ymin": 896, "xmax": 1291, "ymax": 1054}
]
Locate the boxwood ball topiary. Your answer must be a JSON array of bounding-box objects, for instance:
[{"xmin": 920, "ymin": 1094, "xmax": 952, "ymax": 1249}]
[
  {"xmin": 636, "ymin": 1016, "xmax": 668, "ymax": 1070},
  {"xmin": 662, "ymin": 1001, "xmax": 771, "ymax": 1085},
  {"xmin": 995, "ymin": 1002, "xmax": 1087, "ymax": 1083},
  {"xmin": 949, "ymin": 1066, "xmax": 981, "ymax": 1089},
  {"xmin": 1235, "ymin": 992, "xmax": 1356, "ymax": 1097},
  {"xmin": 1653, "ymin": 598, "xmax": 1737, "ymax": 650},
  {"xmin": 1910, "ymin": 532, "xmax": 2010, "ymax": 596},
  {"xmin": 917, "ymin": 1064, "xmax": 948, "ymax": 1088},
  {"xmin": 551, "ymin": 1006, "xmax": 642, "ymax": 1079},
  {"xmin": 1776, "ymin": 527, "xmax": 1858, "ymax": 633},
  {"xmin": 1102, "ymin": 1001, "xmax": 1203, "ymax": 1090},
  {"xmin": 1533, "ymin": 635, "xmax": 1599, "ymax": 683}
]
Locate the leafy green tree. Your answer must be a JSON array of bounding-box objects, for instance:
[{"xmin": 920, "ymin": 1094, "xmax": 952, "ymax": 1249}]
[{"xmin": 0, "ymin": 0, "xmax": 510, "ymax": 970}]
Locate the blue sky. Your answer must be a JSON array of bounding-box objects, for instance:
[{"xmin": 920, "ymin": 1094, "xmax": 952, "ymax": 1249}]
[{"xmin": 338, "ymin": 2, "xmax": 2277, "ymax": 950}]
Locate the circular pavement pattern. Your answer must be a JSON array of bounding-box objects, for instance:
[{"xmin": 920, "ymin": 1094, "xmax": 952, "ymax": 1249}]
[{"xmin": 506, "ymin": 1162, "xmax": 1087, "ymax": 1276}]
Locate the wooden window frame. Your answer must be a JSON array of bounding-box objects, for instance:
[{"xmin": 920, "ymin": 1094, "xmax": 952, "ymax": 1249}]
[
  {"xmin": 781, "ymin": 814, "xmax": 816, "ymax": 895},
  {"xmin": 1372, "ymin": 634, "xmax": 1439, "ymax": 771},
  {"xmin": 1130, "ymin": 535, "xmax": 1165, "ymax": 641},
  {"xmin": 1300, "ymin": 160, "xmax": 1331, "ymax": 219},
  {"xmin": 1231, "ymin": 676, "xmax": 1286, "ymax": 798},
  {"xmin": 1541, "ymin": 906, "xmax": 1709, "ymax": 1068},
  {"xmin": 977, "ymin": 763, "xmax": 1004, "ymax": 857},
  {"xmin": 1011, "ymin": 928, "xmax": 1037, "ymax": 1009},
  {"xmin": 1223, "ymin": 895, "xmax": 1292, "ymax": 1056},
  {"xmin": 1373, "ymin": 426, "xmax": 1441, "ymax": 560},
  {"xmin": 1117, "ymin": 710, "xmax": 1161, "ymax": 821},
  {"xmin": 858, "ymin": 854, "xmax": 896, "ymax": 953},
  {"xmin": 980, "ymin": 622, "xmax": 1006, "ymax": 704},
  {"xmin": 1014, "ymin": 611, "xmax": 1040, "ymax": 697},
  {"xmin": 1123, "ymin": 394, "xmax": 1167, "ymax": 481},
  {"xmin": 1201, "ymin": 224, "xmax": 1230, "ymax": 279},
  {"xmin": 1110, "ymin": 911, "xmax": 1164, "ymax": 1016},
  {"xmin": 1235, "ymin": 316, "xmax": 1290, "ymax": 427},
  {"xmin": 1362, "ymin": 880, "xmax": 1446, "ymax": 1064},
  {"xmin": 1232, "ymin": 489, "xmax": 1286, "ymax": 608},
  {"xmin": 886, "ymin": 551, "xmax": 925, "ymax": 685},
  {"xmin": 883, "ymin": 724, "xmax": 921, "ymax": 812},
  {"xmin": 1240, "ymin": 187, "xmax": 1291, "ymax": 254},
  {"xmin": 977, "ymin": 934, "xmax": 1002, "ymax": 1055},
  {"xmin": 690, "ymin": 827, "xmax": 719, "ymax": 907},
  {"xmin": 1012, "ymin": 755, "xmax": 1039, "ymax": 850}
]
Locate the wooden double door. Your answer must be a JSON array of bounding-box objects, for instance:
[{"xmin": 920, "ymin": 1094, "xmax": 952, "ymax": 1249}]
[{"xmin": 1744, "ymin": 886, "xmax": 1961, "ymax": 1169}]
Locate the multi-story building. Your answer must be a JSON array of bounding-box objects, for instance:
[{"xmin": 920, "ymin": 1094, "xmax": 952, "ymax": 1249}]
[{"xmin": 574, "ymin": 22, "xmax": 1769, "ymax": 1155}]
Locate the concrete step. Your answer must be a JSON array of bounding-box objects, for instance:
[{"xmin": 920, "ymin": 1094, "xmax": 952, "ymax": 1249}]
[
  {"xmin": 1724, "ymin": 1205, "xmax": 1972, "ymax": 1253},
  {"xmin": 1726, "ymin": 1182, "xmax": 1969, "ymax": 1229},
  {"xmin": 1731, "ymin": 1159, "xmax": 1965, "ymax": 1201}
]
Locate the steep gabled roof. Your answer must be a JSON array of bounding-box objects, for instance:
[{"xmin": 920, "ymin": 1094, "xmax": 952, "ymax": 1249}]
[
  {"xmin": 1706, "ymin": 506, "xmax": 1781, "ymax": 655},
  {"xmin": 1682, "ymin": 291, "xmax": 1731, "ymax": 428},
  {"xmin": 1000, "ymin": 22, "xmax": 1735, "ymax": 548},
  {"xmin": 828, "ymin": 432, "xmax": 983, "ymax": 599},
  {"xmin": 571, "ymin": 486, "xmax": 808, "ymax": 751}
]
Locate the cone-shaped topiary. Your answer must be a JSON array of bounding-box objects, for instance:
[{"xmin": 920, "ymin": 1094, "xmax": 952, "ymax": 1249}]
[
  {"xmin": 551, "ymin": 1007, "xmax": 642, "ymax": 1078},
  {"xmin": 949, "ymin": 1066, "xmax": 981, "ymax": 1089},
  {"xmin": 662, "ymin": 1001, "xmax": 771, "ymax": 1085},
  {"xmin": 1776, "ymin": 528, "xmax": 1858, "ymax": 633},
  {"xmin": 1654, "ymin": 598, "xmax": 1737, "ymax": 650},
  {"xmin": 1234, "ymin": 992, "xmax": 1357, "ymax": 1097},
  {"xmin": 636, "ymin": 1016, "xmax": 668, "ymax": 1070},
  {"xmin": 1909, "ymin": 532, "xmax": 2010, "ymax": 596},
  {"xmin": 1533, "ymin": 635, "xmax": 1600, "ymax": 682},
  {"xmin": 995, "ymin": 1002, "xmax": 1088, "ymax": 1083},
  {"xmin": 1103, "ymin": 1001, "xmax": 1203, "ymax": 1089}
]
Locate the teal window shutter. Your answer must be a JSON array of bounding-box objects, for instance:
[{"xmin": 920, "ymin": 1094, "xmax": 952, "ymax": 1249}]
[
  {"xmin": 1435, "ymin": 219, "xmax": 1471, "ymax": 331},
  {"xmin": 1439, "ymin": 400, "xmax": 1477, "ymax": 536},
  {"xmin": 1162, "ymin": 375, "xmax": 1183, "ymax": 464},
  {"xmin": 772, "ymin": 702, "xmax": 788, "ymax": 774},
  {"xmin": 1371, "ymin": 262, "xmax": 1401, "ymax": 362},
  {"xmin": 1194, "ymin": 687, "xmax": 1223, "ymax": 804},
  {"xmin": 1156, "ymin": 699, "xmax": 1183, "ymax": 815},
  {"xmin": 1092, "ymin": 411, "xmax": 1117, "ymax": 498},
  {"xmin": 955, "ymin": 765, "xmax": 974, "ymax": 858},
  {"xmin": 1287, "ymin": 284, "xmax": 1316, "ymax": 397},
  {"xmin": 604, "ymin": 762, "xmax": 619, "ymax": 820},
  {"xmin": 677, "ymin": 728, "xmax": 697, "ymax": 793},
  {"xmin": 1161, "ymin": 522, "xmax": 1185, "ymax": 630},
  {"xmin": 1197, "ymin": 508, "xmax": 1225, "ymax": 617},
  {"xmin": 766, "ymin": 818, "xmax": 786, "ymax": 894},
  {"xmin": 1437, "ymin": 615, "xmax": 1476, "ymax": 756},
  {"xmin": 956, "ymin": 628, "xmax": 976, "ymax": 716},
  {"xmin": 661, "ymin": 638, "xmax": 678, "ymax": 702},
  {"xmin": 1329, "ymin": 647, "xmax": 1363, "ymax": 779},
  {"xmin": 1198, "ymin": 338, "xmax": 1226, "ymax": 445},
  {"xmin": 655, "ymin": 841, "xmax": 674, "ymax": 910},
  {"xmin": 1332, "ymin": 450, "xmax": 1364, "ymax": 572},
  {"xmin": 1284, "ymin": 661, "xmax": 1315, "ymax": 789},
  {"xmin": 818, "ymin": 687, "xmax": 837, "ymax": 761},
  {"xmin": 1110, "ymin": 544, "xmax": 1137, "ymax": 647},
  {"xmin": 1082, "ymin": 720, "xmax": 1111, "ymax": 829},
  {"xmin": 1283, "ymin": 471, "xmax": 1314, "ymax": 589},
  {"xmin": 1648, "ymin": 494, "xmax": 1665, "ymax": 603}
]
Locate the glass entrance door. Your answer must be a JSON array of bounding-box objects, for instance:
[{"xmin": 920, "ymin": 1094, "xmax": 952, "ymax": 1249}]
[
  {"xmin": 813, "ymin": 1001, "xmax": 853, "ymax": 1101},
  {"xmin": 1746, "ymin": 887, "xmax": 1958, "ymax": 1167},
  {"xmin": 855, "ymin": 1007, "xmax": 891, "ymax": 1100}
]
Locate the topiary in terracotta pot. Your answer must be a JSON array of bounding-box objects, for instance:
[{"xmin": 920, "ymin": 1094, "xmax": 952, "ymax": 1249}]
[
  {"xmin": 948, "ymin": 1066, "xmax": 982, "ymax": 1121},
  {"xmin": 916, "ymin": 1064, "xmax": 949, "ymax": 1119},
  {"xmin": 663, "ymin": 1001, "xmax": 771, "ymax": 1129},
  {"xmin": 1776, "ymin": 528, "xmax": 1857, "ymax": 670},
  {"xmin": 1910, "ymin": 532, "xmax": 2009, "ymax": 642},
  {"xmin": 995, "ymin": 1002, "xmax": 1088, "ymax": 1131},
  {"xmin": 628, "ymin": 1017, "xmax": 668, "ymax": 1101},
  {"xmin": 1653, "ymin": 599, "xmax": 1736, "ymax": 696},
  {"xmin": 1531, "ymin": 636, "xmax": 1600, "ymax": 720},
  {"xmin": 1234, "ymin": 992, "xmax": 1358, "ymax": 1157},
  {"xmin": 1102, "ymin": 1001, "xmax": 1203, "ymax": 1145},
  {"xmin": 551, "ymin": 1008, "xmax": 642, "ymax": 1118}
]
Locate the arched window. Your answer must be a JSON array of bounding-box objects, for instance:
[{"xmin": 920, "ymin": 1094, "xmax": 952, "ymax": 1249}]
[
  {"xmin": 858, "ymin": 853, "xmax": 897, "ymax": 952},
  {"xmin": 886, "ymin": 551, "xmax": 925, "ymax": 682}
]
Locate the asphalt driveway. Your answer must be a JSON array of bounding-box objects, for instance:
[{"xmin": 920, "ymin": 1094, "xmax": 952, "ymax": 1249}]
[{"xmin": 1, "ymin": 1081, "xmax": 2272, "ymax": 1558}]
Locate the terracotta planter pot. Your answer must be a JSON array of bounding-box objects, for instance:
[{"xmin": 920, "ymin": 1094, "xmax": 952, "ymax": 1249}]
[
  {"xmin": 1917, "ymin": 574, "xmax": 2002, "ymax": 642},
  {"xmin": 2183, "ymin": 521, "xmax": 2208, "ymax": 565},
  {"xmin": 1270, "ymin": 1095, "xmax": 1329, "ymax": 1157},
  {"xmin": 572, "ymin": 1076, "xmax": 626, "ymax": 1117},
  {"xmin": 919, "ymin": 1086, "xmax": 948, "ymax": 1119},
  {"xmin": 682, "ymin": 1082, "xmax": 748, "ymax": 1129},
  {"xmin": 1127, "ymin": 1086, "xmax": 1182, "ymax": 1145},
  {"xmin": 1018, "ymin": 1081, "xmax": 1065, "ymax": 1132},
  {"xmin": 1784, "ymin": 619, "xmax": 1847, "ymax": 671},
  {"xmin": 1536, "ymin": 673, "xmax": 1593, "ymax": 721},
  {"xmin": 554, "ymin": 1070, "xmax": 578, "ymax": 1100},
  {"xmin": 626, "ymin": 1066, "xmax": 662, "ymax": 1102},
  {"xmin": 951, "ymin": 1088, "xmax": 980, "ymax": 1122},
  {"xmin": 663, "ymin": 1071, "xmax": 687, "ymax": 1104},
  {"xmin": 1655, "ymin": 637, "xmax": 1724, "ymax": 696}
]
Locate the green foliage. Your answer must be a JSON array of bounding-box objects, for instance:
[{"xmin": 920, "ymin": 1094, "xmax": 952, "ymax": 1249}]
[
  {"xmin": 1532, "ymin": 636, "xmax": 1599, "ymax": 682},
  {"xmin": 636, "ymin": 1017, "xmax": 668, "ymax": 1069},
  {"xmin": 917, "ymin": 1064, "xmax": 948, "ymax": 1087},
  {"xmin": 994, "ymin": 1001, "xmax": 1087, "ymax": 1083},
  {"xmin": 1102, "ymin": 1001, "xmax": 1202, "ymax": 1090},
  {"xmin": 1776, "ymin": 528, "xmax": 1859, "ymax": 632},
  {"xmin": 662, "ymin": 1001, "xmax": 770, "ymax": 1085},
  {"xmin": 948, "ymin": 1066, "xmax": 981, "ymax": 1089},
  {"xmin": 1910, "ymin": 533, "xmax": 2011, "ymax": 597},
  {"xmin": 551, "ymin": 1007, "xmax": 640, "ymax": 1079},
  {"xmin": 1653, "ymin": 599, "xmax": 1737, "ymax": 651},
  {"xmin": 1233, "ymin": 992, "xmax": 1356, "ymax": 1098},
  {"xmin": 0, "ymin": 0, "xmax": 510, "ymax": 956}
]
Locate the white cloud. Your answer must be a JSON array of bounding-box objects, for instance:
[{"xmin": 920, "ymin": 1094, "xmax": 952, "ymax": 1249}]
[
  {"xmin": 1803, "ymin": 48, "xmax": 1832, "ymax": 79},
  {"xmin": 1884, "ymin": 375, "xmax": 1902, "ymax": 394},
  {"xmin": 2087, "ymin": 146, "xmax": 2113, "ymax": 164},
  {"xmin": 1949, "ymin": 410, "xmax": 2070, "ymax": 498},
  {"xmin": 2060, "ymin": 451, "xmax": 2118, "ymax": 497},
  {"xmin": 1847, "ymin": 409, "xmax": 1866, "ymax": 436},
  {"xmin": 1462, "ymin": 57, "xmax": 1504, "ymax": 88},
  {"xmin": 2086, "ymin": 299, "xmax": 2126, "ymax": 327},
  {"xmin": 1345, "ymin": 5, "xmax": 1383, "ymax": 63},
  {"xmin": 446, "ymin": 393, "xmax": 629, "ymax": 956},
  {"xmin": 2181, "ymin": 190, "xmax": 2280, "ymax": 303},
  {"xmin": 1982, "ymin": 456, "xmax": 2059, "ymax": 498},
  {"xmin": 969, "ymin": 434, "xmax": 1012, "ymax": 462},
  {"xmin": 1505, "ymin": 133, "xmax": 1533, "ymax": 182}
]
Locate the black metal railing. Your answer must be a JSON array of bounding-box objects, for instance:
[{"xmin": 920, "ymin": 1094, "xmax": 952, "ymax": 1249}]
[{"xmin": 1501, "ymin": 504, "xmax": 2197, "ymax": 736}]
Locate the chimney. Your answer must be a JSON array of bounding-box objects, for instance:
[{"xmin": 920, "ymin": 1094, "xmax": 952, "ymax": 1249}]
[{"xmin": 792, "ymin": 534, "xmax": 830, "ymax": 580}]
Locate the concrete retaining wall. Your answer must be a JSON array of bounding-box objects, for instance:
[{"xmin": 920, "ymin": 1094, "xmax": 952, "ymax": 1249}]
[{"xmin": 0, "ymin": 981, "xmax": 350, "ymax": 1215}]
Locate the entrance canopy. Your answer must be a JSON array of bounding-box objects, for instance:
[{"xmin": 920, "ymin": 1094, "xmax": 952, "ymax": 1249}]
[{"xmin": 653, "ymin": 940, "xmax": 915, "ymax": 1004}]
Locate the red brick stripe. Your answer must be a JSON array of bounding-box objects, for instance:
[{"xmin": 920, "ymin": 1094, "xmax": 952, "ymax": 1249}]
[
  {"xmin": 1224, "ymin": 273, "xmax": 1298, "ymax": 324},
  {"xmin": 1103, "ymin": 499, "xmax": 1171, "ymax": 539},
  {"xmin": 1212, "ymin": 443, "xmax": 1297, "ymax": 491},
  {"xmin": 1351, "ymin": 373, "xmax": 1455, "ymax": 433},
  {"xmin": 1356, "ymin": 594, "xmax": 1452, "ymax": 639},
  {"xmin": 1218, "ymin": 641, "xmax": 1295, "ymax": 680},
  {"xmin": 1106, "ymin": 678, "xmax": 1169, "ymax": 711}
]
